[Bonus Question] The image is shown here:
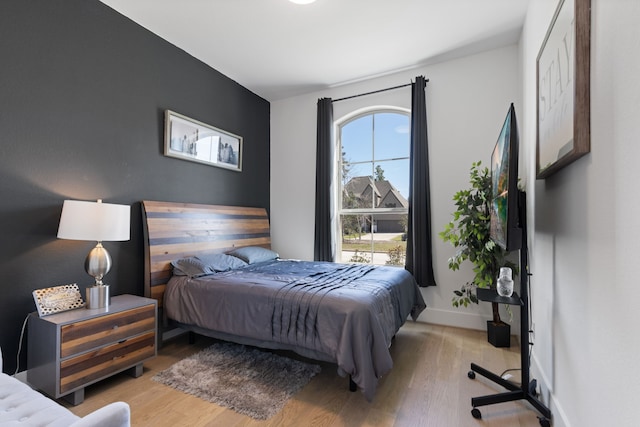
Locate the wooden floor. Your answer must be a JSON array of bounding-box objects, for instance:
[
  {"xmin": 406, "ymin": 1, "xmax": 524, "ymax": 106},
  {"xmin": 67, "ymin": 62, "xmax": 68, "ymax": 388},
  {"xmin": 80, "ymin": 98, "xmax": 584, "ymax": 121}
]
[{"xmin": 67, "ymin": 322, "xmax": 546, "ymax": 426}]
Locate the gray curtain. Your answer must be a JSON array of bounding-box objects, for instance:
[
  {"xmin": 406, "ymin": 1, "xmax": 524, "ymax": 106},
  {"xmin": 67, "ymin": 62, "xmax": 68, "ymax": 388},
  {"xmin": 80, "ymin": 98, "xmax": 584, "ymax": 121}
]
[
  {"xmin": 405, "ymin": 76, "xmax": 436, "ymax": 287},
  {"xmin": 314, "ymin": 97, "xmax": 334, "ymax": 261}
]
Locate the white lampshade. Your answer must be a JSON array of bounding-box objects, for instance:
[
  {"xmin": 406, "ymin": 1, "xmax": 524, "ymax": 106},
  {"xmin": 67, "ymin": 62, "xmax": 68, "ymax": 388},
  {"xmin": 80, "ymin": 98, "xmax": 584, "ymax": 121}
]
[{"xmin": 57, "ymin": 199, "xmax": 130, "ymax": 242}]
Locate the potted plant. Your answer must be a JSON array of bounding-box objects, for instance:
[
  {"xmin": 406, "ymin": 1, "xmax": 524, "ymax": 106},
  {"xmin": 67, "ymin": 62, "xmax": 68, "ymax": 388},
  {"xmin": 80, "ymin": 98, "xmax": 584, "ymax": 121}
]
[{"xmin": 439, "ymin": 161, "xmax": 517, "ymax": 347}]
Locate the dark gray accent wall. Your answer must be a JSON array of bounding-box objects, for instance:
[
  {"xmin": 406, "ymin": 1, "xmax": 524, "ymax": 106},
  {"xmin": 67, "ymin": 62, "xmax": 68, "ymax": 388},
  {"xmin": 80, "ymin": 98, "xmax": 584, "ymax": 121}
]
[{"xmin": 0, "ymin": 0, "xmax": 270, "ymax": 374}]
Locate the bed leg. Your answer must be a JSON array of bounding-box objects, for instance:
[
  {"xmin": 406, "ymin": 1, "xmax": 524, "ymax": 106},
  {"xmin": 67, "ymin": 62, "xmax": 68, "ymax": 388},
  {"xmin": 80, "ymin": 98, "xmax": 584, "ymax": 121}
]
[
  {"xmin": 349, "ymin": 376, "xmax": 357, "ymax": 392},
  {"xmin": 188, "ymin": 331, "xmax": 196, "ymax": 345}
]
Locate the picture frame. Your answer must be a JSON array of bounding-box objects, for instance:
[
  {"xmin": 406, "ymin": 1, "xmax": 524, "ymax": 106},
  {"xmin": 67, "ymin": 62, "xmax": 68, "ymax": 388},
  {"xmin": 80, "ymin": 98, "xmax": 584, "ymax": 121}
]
[
  {"xmin": 536, "ymin": 0, "xmax": 590, "ymax": 179},
  {"xmin": 164, "ymin": 110, "xmax": 243, "ymax": 172},
  {"xmin": 32, "ymin": 283, "xmax": 85, "ymax": 316}
]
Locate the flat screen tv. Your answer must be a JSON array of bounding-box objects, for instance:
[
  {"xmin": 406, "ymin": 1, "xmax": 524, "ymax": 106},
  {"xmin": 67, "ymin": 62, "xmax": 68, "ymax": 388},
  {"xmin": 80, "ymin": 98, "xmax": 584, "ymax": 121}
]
[{"xmin": 489, "ymin": 103, "xmax": 522, "ymax": 251}]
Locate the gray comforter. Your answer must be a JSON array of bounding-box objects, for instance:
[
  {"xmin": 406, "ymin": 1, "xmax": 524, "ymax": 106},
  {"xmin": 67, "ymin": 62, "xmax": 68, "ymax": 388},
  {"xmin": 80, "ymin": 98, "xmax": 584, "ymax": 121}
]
[{"xmin": 164, "ymin": 259, "xmax": 426, "ymax": 401}]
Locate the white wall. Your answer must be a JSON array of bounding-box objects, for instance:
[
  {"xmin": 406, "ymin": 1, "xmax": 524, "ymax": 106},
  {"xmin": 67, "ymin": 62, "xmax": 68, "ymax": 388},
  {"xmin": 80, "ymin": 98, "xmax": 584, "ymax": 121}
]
[
  {"xmin": 521, "ymin": 1, "xmax": 640, "ymax": 426},
  {"xmin": 271, "ymin": 45, "xmax": 521, "ymax": 330}
]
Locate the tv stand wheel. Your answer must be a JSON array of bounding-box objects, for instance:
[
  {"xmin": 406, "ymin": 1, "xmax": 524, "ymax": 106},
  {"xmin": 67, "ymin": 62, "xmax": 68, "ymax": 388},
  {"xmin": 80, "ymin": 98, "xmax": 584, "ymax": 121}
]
[
  {"xmin": 538, "ymin": 417, "xmax": 550, "ymax": 427},
  {"xmin": 467, "ymin": 370, "xmax": 476, "ymax": 379},
  {"xmin": 471, "ymin": 408, "xmax": 482, "ymax": 419}
]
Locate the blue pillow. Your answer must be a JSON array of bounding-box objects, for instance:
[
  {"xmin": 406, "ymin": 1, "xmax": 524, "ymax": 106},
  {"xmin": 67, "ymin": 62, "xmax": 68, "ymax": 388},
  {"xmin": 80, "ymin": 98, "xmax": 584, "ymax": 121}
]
[
  {"xmin": 197, "ymin": 253, "xmax": 248, "ymax": 271},
  {"xmin": 171, "ymin": 257, "xmax": 215, "ymax": 278},
  {"xmin": 171, "ymin": 254, "xmax": 248, "ymax": 277},
  {"xmin": 227, "ymin": 246, "xmax": 279, "ymax": 264}
]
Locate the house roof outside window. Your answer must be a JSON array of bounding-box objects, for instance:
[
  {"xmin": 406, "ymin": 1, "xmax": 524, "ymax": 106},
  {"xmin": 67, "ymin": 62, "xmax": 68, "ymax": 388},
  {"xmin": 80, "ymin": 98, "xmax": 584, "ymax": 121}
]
[{"xmin": 344, "ymin": 176, "xmax": 408, "ymax": 209}]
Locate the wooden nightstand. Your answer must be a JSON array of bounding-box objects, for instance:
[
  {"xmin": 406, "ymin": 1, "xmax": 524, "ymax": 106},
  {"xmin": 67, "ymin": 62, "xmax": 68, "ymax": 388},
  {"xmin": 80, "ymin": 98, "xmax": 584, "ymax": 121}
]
[{"xmin": 27, "ymin": 294, "xmax": 157, "ymax": 405}]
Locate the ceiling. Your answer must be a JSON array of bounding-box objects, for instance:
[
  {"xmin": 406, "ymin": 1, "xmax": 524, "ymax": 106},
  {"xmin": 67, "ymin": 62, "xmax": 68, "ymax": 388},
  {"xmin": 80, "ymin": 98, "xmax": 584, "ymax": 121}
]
[{"xmin": 99, "ymin": 0, "xmax": 530, "ymax": 101}]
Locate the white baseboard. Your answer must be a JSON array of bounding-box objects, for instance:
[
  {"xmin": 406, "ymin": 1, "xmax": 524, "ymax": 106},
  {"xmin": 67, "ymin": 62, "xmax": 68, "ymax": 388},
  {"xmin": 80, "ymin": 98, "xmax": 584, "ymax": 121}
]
[
  {"xmin": 418, "ymin": 303, "xmax": 523, "ymax": 336},
  {"xmin": 418, "ymin": 307, "xmax": 493, "ymax": 331},
  {"xmin": 531, "ymin": 352, "xmax": 570, "ymax": 427},
  {"xmin": 549, "ymin": 393, "xmax": 571, "ymax": 427}
]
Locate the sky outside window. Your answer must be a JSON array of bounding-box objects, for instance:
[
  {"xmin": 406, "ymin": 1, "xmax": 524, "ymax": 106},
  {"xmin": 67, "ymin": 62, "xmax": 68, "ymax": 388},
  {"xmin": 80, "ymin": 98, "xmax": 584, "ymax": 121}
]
[{"xmin": 341, "ymin": 112, "xmax": 410, "ymax": 198}]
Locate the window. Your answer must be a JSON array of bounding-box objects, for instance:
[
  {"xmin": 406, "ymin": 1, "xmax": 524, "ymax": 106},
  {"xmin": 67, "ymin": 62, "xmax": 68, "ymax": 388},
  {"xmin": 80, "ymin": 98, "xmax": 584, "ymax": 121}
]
[{"xmin": 337, "ymin": 109, "xmax": 410, "ymax": 266}]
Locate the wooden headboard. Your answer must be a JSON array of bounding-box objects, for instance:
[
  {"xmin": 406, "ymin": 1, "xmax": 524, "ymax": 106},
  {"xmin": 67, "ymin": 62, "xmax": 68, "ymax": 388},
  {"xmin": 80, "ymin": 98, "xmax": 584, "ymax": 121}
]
[{"xmin": 141, "ymin": 200, "xmax": 271, "ymax": 307}]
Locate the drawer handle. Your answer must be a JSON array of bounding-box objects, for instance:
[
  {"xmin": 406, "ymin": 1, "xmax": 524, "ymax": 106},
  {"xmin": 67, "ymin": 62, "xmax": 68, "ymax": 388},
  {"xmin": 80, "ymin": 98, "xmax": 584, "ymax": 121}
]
[{"xmin": 112, "ymin": 325, "xmax": 119, "ymax": 330}]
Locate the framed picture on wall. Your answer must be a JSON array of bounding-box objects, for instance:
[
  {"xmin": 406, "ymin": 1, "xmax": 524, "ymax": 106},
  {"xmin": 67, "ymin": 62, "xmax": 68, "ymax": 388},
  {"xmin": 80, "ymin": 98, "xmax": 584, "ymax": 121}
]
[
  {"xmin": 164, "ymin": 110, "xmax": 243, "ymax": 172},
  {"xmin": 536, "ymin": 0, "xmax": 590, "ymax": 179}
]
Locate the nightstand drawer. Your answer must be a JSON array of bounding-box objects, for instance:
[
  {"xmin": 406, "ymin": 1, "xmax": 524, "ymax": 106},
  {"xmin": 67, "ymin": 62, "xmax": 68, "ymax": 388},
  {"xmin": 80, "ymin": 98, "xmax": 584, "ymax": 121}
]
[
  {"xmin": 60, "ymin": 305, "xmax": 155, "ymax": 358},
  {"xmin": 59, "ymin": 331, "xmax": 155, "ymax": 394}
]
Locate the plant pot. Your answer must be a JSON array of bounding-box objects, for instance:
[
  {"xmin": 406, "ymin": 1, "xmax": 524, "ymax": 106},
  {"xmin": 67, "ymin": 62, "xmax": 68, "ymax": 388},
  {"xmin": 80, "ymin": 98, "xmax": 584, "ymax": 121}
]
[{"xmin": 487, "ymin": 320, "xmax": 510, "ymax": 348}]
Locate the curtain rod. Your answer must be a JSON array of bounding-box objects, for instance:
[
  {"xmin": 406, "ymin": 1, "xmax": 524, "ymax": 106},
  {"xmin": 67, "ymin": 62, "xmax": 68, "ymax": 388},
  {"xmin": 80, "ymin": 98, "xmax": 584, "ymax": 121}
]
[{"xmin": 332, "ymin": 79, "xmax": 429, "ymax": 103}]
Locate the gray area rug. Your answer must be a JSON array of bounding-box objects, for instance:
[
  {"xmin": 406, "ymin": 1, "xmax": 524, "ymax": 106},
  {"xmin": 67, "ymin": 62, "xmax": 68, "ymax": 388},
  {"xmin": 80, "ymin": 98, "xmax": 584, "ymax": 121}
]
[{"xmin": 152, "ymin": 342, "xmax": 321, "ymax": 420}]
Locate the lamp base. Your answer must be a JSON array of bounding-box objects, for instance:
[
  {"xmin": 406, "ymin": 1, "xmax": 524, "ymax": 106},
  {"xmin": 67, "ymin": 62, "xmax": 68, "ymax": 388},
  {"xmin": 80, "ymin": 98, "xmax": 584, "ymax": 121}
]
[{"xmin": 86, "ymin": 285, "xmax": 109, "ymax": 309}]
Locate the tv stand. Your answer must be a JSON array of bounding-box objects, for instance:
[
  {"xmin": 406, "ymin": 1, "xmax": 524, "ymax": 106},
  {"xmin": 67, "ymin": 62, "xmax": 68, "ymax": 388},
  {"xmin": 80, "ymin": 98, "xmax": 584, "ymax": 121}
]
[{"xmin": 467, "ymin": 192, "xmax": 551, "ymax": 426}]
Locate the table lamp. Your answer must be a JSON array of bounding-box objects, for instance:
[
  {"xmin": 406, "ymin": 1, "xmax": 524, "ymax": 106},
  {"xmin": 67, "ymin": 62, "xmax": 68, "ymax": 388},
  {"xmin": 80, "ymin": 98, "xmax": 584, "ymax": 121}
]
[{"xmin": 57, "ymin": 199, "xmax": 130, "ymax": 309}]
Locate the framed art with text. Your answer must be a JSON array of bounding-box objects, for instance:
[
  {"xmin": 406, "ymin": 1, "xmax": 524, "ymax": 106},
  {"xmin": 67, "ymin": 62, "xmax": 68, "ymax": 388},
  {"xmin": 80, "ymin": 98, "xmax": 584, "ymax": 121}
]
[
  {"xmin": 32, "ymin": 283, "xmax": 85, "ymax": 316},
  {"xmin": 164, "ymin": 110, "xmax": 243, "ymax": 172},
  {"xmin": 536, "ymin": 0, "xmax": 590, "ymax": 179}
]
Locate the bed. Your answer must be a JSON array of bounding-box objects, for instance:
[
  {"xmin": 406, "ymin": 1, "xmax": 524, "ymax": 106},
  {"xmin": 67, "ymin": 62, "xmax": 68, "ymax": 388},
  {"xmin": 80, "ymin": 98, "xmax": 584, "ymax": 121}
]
[{"xmin": 141, "ymin": 200, "xmax": 426, "ymax": 401}]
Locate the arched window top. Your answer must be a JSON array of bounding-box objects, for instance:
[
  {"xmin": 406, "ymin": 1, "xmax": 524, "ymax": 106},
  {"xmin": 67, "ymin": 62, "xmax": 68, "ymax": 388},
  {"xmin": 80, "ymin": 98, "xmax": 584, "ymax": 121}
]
[{"xmin": 336, "ymin": 105, "xmax": 410, "ymax": 128}]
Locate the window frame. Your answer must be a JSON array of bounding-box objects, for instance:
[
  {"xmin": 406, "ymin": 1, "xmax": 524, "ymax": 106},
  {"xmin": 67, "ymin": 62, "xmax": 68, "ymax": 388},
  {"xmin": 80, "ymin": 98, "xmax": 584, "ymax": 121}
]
[{"xmin": 334, "ymin": 106, "xmax": 411, "ymax": 264}]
